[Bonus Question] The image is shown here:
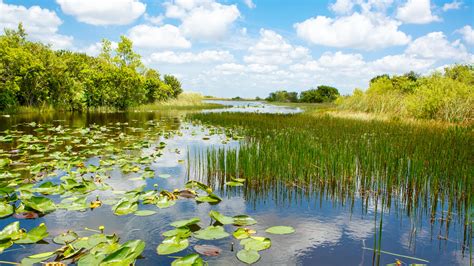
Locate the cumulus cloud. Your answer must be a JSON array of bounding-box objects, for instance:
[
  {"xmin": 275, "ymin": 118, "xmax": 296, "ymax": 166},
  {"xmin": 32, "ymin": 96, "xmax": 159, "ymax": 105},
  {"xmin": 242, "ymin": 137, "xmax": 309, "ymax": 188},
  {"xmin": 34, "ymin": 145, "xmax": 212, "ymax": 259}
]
[
  {"xmin": 396, "ymin": 0, "xmax": 440, "ymax": 24},
  {"xmin": 0, "ymin": 1, "xmax": 73, "ymax": 49},
  {"xmin": 128, "ymin": 24, "xmax": 191, "ymax": 49},
  {"xmin": 405, "ymin": 32, "xmax": 472, "ymax": 61},
  {"xmin": 56, "ymin": 0, "xmax": 146, "ymax": 26},
  {"xmin": 164, "ymin": 0, "xmax": 240, "ymax": 40},
  {"xmin": 294, "ymin": 12, "xmax": 411, "ymax": 50},
  {"xmin": 370, "ymin": 54, "xmax": 435, "ymax": 73},
  {"xmin": 144, "ymin": 14, "xmax": 165, "ymax": 25},
  {"xmin": 442, "ymin": 0, "xmax": 462, "ymax": 11},
  {"xmin": 244, "ymin": 29, "xmax": 311, "ymax": 65},
  {"xmin": 456, "ymin": 25, "xmax": 474, "ymax": 45},
  {"xmin": 149, "ymin": 50, "xmax": 234, "ymax": 64},
  {"xmin": 329, "ymin": 0, "xmax": 355, "ymax": 14},
  {"xmin": 243, "ymin": 0, "xmax": 256, "ymax": 9}
]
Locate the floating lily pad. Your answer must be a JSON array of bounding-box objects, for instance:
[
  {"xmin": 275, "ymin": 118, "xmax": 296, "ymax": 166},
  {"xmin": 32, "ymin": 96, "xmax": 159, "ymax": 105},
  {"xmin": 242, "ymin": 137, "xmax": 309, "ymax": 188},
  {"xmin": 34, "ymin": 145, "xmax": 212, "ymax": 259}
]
[
  {"xmin": 209, "ymin": 210, "xmax": 234, "ymax": 225},
  {"xmin": 0, "ymin": 202, "xmax": 13, "ymax": 218},
  {"xmin": 22, "ymin": 196, "xmax": 56, "ymax": 213},
  {"xmin": 195, "ymin": 193, "xmax": 222, "ymax": 204},
  {"xmin": 237, "ymin": 249, "xmax": 260, "ymax": 264},
  {"xmin": 171, "ymin": 254, "xmax": 204, "ymax": 266},
  {"xmin": 158, "ymin": 174, "xmax": 171, "ymax": 179},
  {"xmin": 53, "ymin": 231, "xmax": 79, "ymax": 244},
  {"xmin": 240, "ymin": 236, "xmax": 271, "ymax": 251},
  {"xmin": 171, "ymin": 217, "xmax": 200, "ymax": 228},
  {"xmin": 225, "ymin": 181, "xmax": 243, "ymax": 187},
  {"xmin": 194, "ymin": 244, "xmax": 221, "ymax": 257},
  {"xmin": 13, "ymin": 211, "xmax": 39, "ymax": 219},
  {"xmin": 265, "ymin": 226, "xmax": 295, "ymax": 235},
  {"xmin": 157, "ymin": 236, "xmax": 189, "ymax": 255},
  {"xmin": 233, "ymin": 215, "xmax": 257, "ymax": 226},
  {"xmin": 15, "ymin": 223, "xmax": 48, "ymax": 244},
  {"xmin": 134, "ymin": 210, "xmax": 157, "ymax": 216},
  {"xmin": 113, "ymin": 199, "xmax": 138, "ymax": 216},
  {"xmin": 162, "ymin": 228, "xmax": 192, "ymax": 238},
  {"xmin": 233, "ymin": 228, "xmax": 256, "ymax": 239},
  {"xmin": 194, "ymin": 226, "xmax": 230, "ymax": 240},
  {"xmin": 100, "ymin": 239, "xmax": 145, "ymax": 265},
  {"xmin": 20, "ymin": 251, "xmax": 56, "ymax": 266}
]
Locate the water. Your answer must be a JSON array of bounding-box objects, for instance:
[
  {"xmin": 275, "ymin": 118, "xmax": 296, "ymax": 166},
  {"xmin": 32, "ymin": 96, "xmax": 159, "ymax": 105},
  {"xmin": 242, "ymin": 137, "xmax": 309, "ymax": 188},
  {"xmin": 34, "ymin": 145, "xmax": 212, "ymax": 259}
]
[
  {"xmin": 202, "ymin": 100, "xmax": 302, "ymax": 114},
  {"xmin": 0, "ymin": 103, "xmax": 470, "ymax": 265}
]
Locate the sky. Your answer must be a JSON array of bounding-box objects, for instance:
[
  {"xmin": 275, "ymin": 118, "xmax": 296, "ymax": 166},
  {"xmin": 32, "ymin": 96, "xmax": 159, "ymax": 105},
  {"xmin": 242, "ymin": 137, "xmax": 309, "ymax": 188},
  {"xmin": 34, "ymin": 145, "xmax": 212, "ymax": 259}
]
[{"xmin": 0, "ymin": 0, "xmax": 473, "ymax": 97}]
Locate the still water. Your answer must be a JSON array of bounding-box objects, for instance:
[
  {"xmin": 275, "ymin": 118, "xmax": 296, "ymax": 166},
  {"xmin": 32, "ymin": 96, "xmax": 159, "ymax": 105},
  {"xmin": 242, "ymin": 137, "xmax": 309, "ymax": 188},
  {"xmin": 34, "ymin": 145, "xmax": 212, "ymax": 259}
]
[{"xmin": 0, "ymin": 103, "xmax": 470, "ymax": 265}]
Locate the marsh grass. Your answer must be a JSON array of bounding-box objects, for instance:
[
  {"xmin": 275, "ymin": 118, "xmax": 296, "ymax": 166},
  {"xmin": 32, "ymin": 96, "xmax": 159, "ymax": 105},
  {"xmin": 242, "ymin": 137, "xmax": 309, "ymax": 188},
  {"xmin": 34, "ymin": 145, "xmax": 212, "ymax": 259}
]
[
  {"xmin": 131, "ymin": 93, "xmax": 225, "ymax": 111},
  {"xmin": 188, "ymin": 112, "xmax": 473, "ymax": 252}
]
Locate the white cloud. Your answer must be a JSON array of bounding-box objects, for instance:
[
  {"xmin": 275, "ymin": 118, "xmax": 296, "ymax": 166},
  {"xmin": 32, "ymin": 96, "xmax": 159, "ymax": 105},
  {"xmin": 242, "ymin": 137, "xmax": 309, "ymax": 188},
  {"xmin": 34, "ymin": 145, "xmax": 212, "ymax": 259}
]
[
  {"xmin": 406, "ymin": 32, "xmax": 472, "ymax": 61},
  {"xmin": 128, "ymin": 24, "xmax": 191, "ymax": 49},
  {"xmin": 244, "ymin": 29, "xmax": 311, "ymax": 65},
  {"xmin": 164, "ymin": 0, "xmax": 240, "ymax": 40},
  {"xmin": 56, "ymin": 0, "xmax": 146, "ymax": 26},
  {"xmin": 370, "ymin": 54, "xmax": 435, "ymax": 73},
  {"xmin": 442, "ymin": 0, "xmax": 462, "ymax": 11},
  {"xmin": 396, "ymin": 0, "xmax": 440, "ymax": 24},
  {"xmin": 330, "ymin": 0, "xmax": 355, "ymax": 14},
  {"xmin": 144, "ymin": 14, "xmax": 164, "ymax": 25},
  {"xmin": 243, "ymin": 0, "xmax": 256, "ymax": 9},
  {"xmin": 0, "ymin": 1, "xmax": 73, "ymax": 49},
  {"xmin": 294, "ymin": 12, "xmax": 411, "ymax": 50},
  {"xmin": 149, "ymin": 50, "xmax": 234, "ymax": 64},
  {"xmin": 80, "ymin": 41, "xmax": 118, "ymax": 56},
  {"xmin": 456, "ymin": 25, "xmax": 474, "ymax": 45}
]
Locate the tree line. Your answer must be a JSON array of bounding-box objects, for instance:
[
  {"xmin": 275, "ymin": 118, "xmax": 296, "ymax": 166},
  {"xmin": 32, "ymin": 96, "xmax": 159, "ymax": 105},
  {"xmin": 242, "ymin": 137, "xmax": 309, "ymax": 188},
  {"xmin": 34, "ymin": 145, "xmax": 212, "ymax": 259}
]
[
  {"xmin": 266, "ymin": 85, "xmax": 340, "ymax": 103},
  {"xmin": 338, "ymin": 65, "xmax": 473, "ymax": 122},
  {"xmin": 0, "ymin": 24, "xmax": 182, "ymax": 111}
]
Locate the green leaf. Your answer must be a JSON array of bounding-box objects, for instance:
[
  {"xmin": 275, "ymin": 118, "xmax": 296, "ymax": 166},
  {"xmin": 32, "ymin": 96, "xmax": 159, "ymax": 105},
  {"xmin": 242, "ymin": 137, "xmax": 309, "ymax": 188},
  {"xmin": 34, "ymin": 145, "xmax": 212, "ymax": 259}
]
[
  {"xmin": 171, "ymin": 254, "xmax": 204, "ymax": 266},
  {"xmin": 22, "ymin": 196, "xmax": 56, "ymax": 213},
  {"xmin": 112, "ymin": 199, "xmax": 138, "ymax": 216},
  {"xmin": 233, "ymin": 228, "xmax": 256, "ymax": 239},
  {"xmin": 0, "ymin": 221, "xmax": 21, "ymax": 241},
  {"xmin": 233, "ymin": 215, "xmax": 257, "ymax": 226},
  {"xmin": 134, "ymin": 210, "xmax": 157, "ymax": 216},
  {"xmin": 157, "ymin": 236, "xmax": 189, "ymax": 255},
  {"xmin": 265, "ymin": 226, "xmax": 295, "ymax": 235},
  {"xmin": 240, "ymin": 236, "xmax": 271, "ymax": 251},
  {"xmin": 231, "ymin": 177, "xmax": 246, "ymax": 183},
  {"xmin": 171, "ymin": 217, "xmax": 200, "ymax": 228},
  {"xmin": 158, "ymin": 174, "xmax": 171, "ymax": 179},
  {"xmin": 162, "ymin": 228, "xmax": 192, "ymax": 238},
  {"xmin": 236, "ymin": 249, "xmax": 260, "ymax": 264},
  {"xmin": 194, "ymin": 226, "xmax": 230, "ymax": 240},
  {"xmin": 15, "ymin": 223, "xmax": 48, "ymax": 244},
  {"xmin": 20, "ymin": 251, "xmax": 56, "ymax": 266},
  {"xmin": 195, "ymin": 193, "xmax": 222, "ymax": 204},
  {"xmin": 225, "ymin": 181, "xmax": 243, "ymax": 187},
  {"xmin": 0, "ymin": 239, "xmax": 13, "ymax": 253},
  {"xmin": 53, "ymin": 231, "xmax": 79, "ymax": 244},
  {"xmin": 100, "ymin": 240, "xmax": 146, "ymax": 265},
  {"xmin": 0, "ymin": 202, "xmax": 13, "ymax": 218},
  {"xmin": 209, "ymin": 210, "xmax": 234, "ymax": 225},
  {"xmin": 156, "ymin": 196, "xmax": 176, "ymax": 209}
]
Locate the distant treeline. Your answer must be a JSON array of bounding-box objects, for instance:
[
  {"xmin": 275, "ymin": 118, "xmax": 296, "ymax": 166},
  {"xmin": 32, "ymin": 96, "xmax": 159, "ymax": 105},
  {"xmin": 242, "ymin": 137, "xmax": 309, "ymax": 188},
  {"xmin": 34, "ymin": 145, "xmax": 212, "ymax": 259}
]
[
  {"xmin": 266, "ymin": 85, "xmax": 340, "ymax": 103},
  {"xmin": 338, "ymin": 65, "xmax": 473, "ymax": 123},
  {"xmin": 0, "ymin": 24, "xmax": 182, "ymax": 111}
]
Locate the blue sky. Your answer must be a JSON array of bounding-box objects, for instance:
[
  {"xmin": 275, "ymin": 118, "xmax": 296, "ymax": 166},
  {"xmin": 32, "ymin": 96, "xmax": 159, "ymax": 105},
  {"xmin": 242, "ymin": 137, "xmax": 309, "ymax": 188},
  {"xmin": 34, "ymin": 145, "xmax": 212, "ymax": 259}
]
[{"xmin": 1, "ymin": 0, "xmax": 473, "ymax": 97}]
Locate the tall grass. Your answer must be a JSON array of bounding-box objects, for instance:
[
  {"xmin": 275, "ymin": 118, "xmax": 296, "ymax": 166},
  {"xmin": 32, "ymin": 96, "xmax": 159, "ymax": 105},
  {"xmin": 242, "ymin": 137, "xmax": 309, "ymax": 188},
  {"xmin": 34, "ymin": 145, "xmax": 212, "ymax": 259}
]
[{"xmin": 188, "ymin": 112, "xmax": 473, "ymax": 248}]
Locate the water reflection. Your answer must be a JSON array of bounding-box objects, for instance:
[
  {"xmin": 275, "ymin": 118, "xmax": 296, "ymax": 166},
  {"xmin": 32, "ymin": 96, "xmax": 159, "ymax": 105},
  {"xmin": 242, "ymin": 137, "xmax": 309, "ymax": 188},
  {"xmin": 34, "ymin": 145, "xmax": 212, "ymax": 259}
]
[{"xmin": 203, "ymin": 100, "xmax": 302, "ymax": 114}]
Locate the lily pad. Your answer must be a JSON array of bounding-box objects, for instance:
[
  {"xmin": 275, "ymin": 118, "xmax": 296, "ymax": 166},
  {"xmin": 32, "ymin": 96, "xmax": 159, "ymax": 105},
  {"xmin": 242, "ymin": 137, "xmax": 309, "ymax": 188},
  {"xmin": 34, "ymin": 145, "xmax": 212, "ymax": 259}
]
[
  {"xmin": 209, "ymin": 210, "xmax": 234, "ymax": 225},
  {"xmin": 100, "ymin": 239, "xmax": 145, "ymax": 265},
  {"xmin": 265, "ymin": 226, "xmax": 295, "ymax": 235},
  {"xmin": 195, "ymin": 193, "xmax": 222, "ymax": 204},
  {"xmin": 194, "ymin": 226, "xmax": 230, "ymax": 240},
  {"xmin": 157, "ymin": 236, "xmax": 189, "ymax": 255},
  {"xmin": 194, "ymin": 244, "xmax": 221, "ymax": 257},
  {"xmin": 225, "ymin": 181, "xmax": 243, "ymax": 187},
  {"xmin": 158, "ymin": 174, "xmax": 171, "ymax": 179},
  {"xmin": 171, "ymin": 217, "xmax": 200, "ymax": 228},
  {"xmin": 162, "ymin": 228, "xmax": 192, "ymax": 238},
  {"xmin": 240, "ymin": 236, "xmax": 271, "ymax": 251},
  {"xmin": 13, "ymin": 211, "xmax": 39, "ymax": 219},
  {"xmin": 233, "ymin": 215, "xmax": 257, "ymax": 226},
  {"xmin": 22, "ymin": 196, "xmax": 56, "ymax": 213},
  {"xmin": 53, "ymin": 231, "xmax": 79, "ymax": 244},
  {"xmin": 233, "ymin": 228, "xmax": 256, "ymax": 239},
  {"xmin": 113, "ymin": 199, "xmax": 138, "ymax": 216},
  {"xmin": 0, "ymin": 202, "xmax": 13, "ymax": 218},
  {"xmin": 134, "ymin": 210, "xmax": 157, "ymax": 216},
  {"xmin": 15, "ymin": 223, "xmax": 48, "ymax": 244},
  {"xmin": 171, "ymin": 254, "xmax": 204, "ymax": 266},
  {"xmin": 236, "ymin": 249, "xmax": 260, "ymax": 264}
]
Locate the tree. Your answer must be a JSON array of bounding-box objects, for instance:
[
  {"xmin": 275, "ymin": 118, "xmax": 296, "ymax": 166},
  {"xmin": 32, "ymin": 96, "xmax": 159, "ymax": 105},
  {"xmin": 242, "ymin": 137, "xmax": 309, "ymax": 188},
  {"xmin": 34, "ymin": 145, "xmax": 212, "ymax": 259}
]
[
  {"xmin": 266, "ymin": 90, "xmax": 298, "ymax": 102},
  {"xmin": 164, "ymin": 75, "xmax": 182, "ymax": 98},
  {"xmin": 300, "ymin": 86, "xmax": 340, "ymax": 103},
  {"xmin": 114, "ymin": 36, "xmax": 143, "ymax": 71}
]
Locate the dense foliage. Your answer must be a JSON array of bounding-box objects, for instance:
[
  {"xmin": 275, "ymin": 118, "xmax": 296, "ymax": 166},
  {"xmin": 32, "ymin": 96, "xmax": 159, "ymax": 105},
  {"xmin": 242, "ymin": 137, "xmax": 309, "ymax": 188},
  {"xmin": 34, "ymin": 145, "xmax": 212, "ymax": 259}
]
[
  {"xmin": 299, "ymin": 85, "xmax": 340, "ymax": 103},
  {"xmin": 0, "ymin": 24, "xmax": 182, "ymax": 111},
  {"xmin": 338, "ymin": 65, "xmax": 474, "ymax": 122},
  {"xmin": 266, "ymin": 86, "xmax": 340, "ymax": 103}
]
